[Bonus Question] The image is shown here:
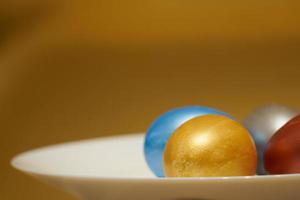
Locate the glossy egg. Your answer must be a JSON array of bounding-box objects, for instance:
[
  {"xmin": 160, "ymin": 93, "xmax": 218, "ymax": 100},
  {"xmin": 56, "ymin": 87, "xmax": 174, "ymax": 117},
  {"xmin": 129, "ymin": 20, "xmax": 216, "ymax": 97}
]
[
  {"xmin": 164, "ymin": 115, "xmax": 257, "ymax": 177},
  {"xmin": 264, "ymin": 115, "xmax": 300, "ymax": 174},
  {"xmin": 144, "ymin": 106, "xmax": 231, "ymax": 177},
  {"xmin": 243, "ymin": 104, "xmax": 298, "ymax": 174}
]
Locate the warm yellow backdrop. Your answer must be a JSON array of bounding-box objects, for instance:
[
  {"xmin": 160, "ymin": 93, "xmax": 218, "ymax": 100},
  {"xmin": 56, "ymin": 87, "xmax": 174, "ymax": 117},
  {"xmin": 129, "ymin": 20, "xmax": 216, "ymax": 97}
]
[{"xmin": 1, "ymin": 1, "xmax": 300, "ymax": 199}]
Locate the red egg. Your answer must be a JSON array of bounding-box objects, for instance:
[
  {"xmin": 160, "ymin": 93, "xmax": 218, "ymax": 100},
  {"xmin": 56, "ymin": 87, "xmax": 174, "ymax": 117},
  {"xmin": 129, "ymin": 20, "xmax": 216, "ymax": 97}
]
[{"xmin": 264, "ymin": 115, "xmax": 300, "ymax": 174}]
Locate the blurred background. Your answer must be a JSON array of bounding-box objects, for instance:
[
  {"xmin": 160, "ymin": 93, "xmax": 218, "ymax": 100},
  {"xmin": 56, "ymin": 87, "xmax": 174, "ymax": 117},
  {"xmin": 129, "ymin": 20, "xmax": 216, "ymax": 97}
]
[{"xmin": 1, "ymin": 0, "xmax": 300, "ymax": 199}]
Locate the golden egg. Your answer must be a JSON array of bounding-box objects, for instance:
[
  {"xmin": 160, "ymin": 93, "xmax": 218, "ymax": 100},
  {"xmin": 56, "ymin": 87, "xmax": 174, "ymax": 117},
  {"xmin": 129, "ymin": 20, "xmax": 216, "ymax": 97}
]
[{"xmin": 163, "ymin": 115, "xmax": 257, "ymax": 177}]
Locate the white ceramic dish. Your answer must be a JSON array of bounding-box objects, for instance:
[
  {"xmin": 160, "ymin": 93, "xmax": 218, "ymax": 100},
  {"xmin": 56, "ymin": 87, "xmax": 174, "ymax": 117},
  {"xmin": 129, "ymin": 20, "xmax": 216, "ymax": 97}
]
[{"xmin": 11, "ymin": 133, "xmax": 300, "ymax": 200}]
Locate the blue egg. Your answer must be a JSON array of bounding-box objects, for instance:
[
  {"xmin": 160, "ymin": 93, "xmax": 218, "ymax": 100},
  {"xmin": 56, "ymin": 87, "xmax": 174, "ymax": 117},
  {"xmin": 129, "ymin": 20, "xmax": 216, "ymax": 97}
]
[{"xmin": 144, "ymin": 106, "xmax": 232, "ymax": 177}]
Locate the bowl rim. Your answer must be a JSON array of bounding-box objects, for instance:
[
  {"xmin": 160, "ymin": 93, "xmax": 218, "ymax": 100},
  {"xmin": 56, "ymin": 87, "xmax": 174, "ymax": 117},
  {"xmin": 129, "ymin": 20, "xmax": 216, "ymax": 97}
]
[{"xmin": 11, "ymin": 133, "xmax": 300, "ymax": 182}]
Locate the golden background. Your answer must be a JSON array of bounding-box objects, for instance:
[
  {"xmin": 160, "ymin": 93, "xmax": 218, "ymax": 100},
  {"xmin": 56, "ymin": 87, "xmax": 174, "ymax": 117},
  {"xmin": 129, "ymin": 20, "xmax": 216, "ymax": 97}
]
[{"xmin": 1, "ymin": 1, "xmax": 300, "ymax": 199}]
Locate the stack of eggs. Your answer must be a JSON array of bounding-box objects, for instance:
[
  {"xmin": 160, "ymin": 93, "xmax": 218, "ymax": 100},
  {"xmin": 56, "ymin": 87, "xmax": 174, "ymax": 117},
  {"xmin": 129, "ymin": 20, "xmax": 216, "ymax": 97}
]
[{"xmin": 144, "ymin": 105, "xmax": 300, "ymax": 177}]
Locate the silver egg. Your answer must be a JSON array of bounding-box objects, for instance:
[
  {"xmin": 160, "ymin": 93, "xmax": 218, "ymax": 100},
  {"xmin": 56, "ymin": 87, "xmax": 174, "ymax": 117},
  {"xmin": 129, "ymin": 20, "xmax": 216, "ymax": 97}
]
[{"xmin": 243, "ymin": 104, "xmax": 298, "ymax": 175}]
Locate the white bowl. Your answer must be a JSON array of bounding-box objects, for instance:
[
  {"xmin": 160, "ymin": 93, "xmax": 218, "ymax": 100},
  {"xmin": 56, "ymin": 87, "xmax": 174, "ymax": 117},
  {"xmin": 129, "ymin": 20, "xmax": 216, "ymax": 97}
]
[{"xmin": 11, "ymin": 133, "xmax": 300, "ymax": 200}]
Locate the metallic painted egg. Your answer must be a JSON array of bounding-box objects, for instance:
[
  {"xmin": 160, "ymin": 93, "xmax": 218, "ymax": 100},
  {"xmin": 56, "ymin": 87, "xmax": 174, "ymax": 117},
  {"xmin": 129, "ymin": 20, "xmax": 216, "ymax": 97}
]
[
  {"xmin": 264, "ymin": 115, "xmax": 300, "ymax": 174},
  {"xmin": 144, "ymin": 106, "xmax": 231, "ymax": 177},
  {"xmin": 243, "ymin": 104, "xmax": 298, "ymax": 174},
  {"xmin": 164, "ymin": 115, "xmax": 257, "ymax": 177}
]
